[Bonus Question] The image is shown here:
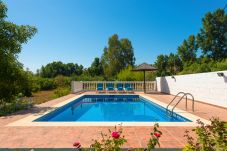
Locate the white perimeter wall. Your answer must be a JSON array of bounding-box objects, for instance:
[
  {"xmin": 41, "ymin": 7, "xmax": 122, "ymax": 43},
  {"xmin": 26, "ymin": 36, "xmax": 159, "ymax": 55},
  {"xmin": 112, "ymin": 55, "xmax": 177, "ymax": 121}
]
[{"xmin": 156, "ymin": 71, "xmax": 227, "ymax": 108}]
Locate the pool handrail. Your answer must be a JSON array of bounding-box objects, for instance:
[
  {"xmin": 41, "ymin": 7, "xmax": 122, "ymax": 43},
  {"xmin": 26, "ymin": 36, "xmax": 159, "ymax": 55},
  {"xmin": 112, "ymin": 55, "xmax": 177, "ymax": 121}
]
[{"xmin": 166, "ymin": 92, "xmax": 195, "ymax": 116}]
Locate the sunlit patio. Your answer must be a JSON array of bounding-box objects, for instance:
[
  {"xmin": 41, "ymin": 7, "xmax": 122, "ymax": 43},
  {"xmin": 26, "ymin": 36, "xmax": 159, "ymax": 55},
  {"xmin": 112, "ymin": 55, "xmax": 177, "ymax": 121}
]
[{"xmin": 0, "ymin": 91, "xmax": 226, "ymax": 148}]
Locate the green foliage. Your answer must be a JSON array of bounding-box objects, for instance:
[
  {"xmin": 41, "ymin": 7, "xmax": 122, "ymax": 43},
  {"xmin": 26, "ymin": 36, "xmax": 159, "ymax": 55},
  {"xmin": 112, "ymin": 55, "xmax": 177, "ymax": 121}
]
[
  {"xmin": 154, "ymin": 8, "xmax": 226, "ymax": 76},
  {"xmin": 40, "ymin": 61, "xmax": 83, "ymax": 78},
  {"xmin": 183, "ymin": 118, "xmax": 227, "ymax": 151},
  {"xmin": 54, "ymin": 87, "xmax": 70, "ymax": 97},
  {"xmin": 30, "ymin": 76, "xmax": 41, "ymax": 92},
  {"xmin": 87, "ymin": 57, "xmax": 103, "ymax": 76},
  {"xmin": 179, "ymin": 59, "xmax": 227, "ymax": 75},
  {"xmin": 101, "ymin": 34, "xmax": 135, "ymax": 78},
  {"xmin": 117, "ymin": 66, "xmax": 143, "ymax": 81},
  {"xmin": 197, "ymin": 8, "xmax": 227, "ymax": 60},
  {"xmin": 0, "ymin": 91, "xmax": 33, "ymax": 116},
  {"xmin": 71, "ymin": 74, "xmax": 105, "ymax": 81},
  {"xmin": 117, "ymin": 66, "xmax": 155, "ymax": 81},
  {"xmin": 154, "ymin": 53, "xmax": 183, "ymax": 77},
  {"xmin": 177, "ymin": 35, "xmax": 198, "ymax": 64},
  {"xmin": 74, "ymin": 123, "xmax": 162, "ymax": 150},
  {"xmin": 211, "ymin": 59, "xmax": 227, "ymax": 71},
  {"xmin": 54, "ymin": 75, "xmax": 70, "ymax": 87},
  {"xmin": 39, "ymin": 78, "xmax": 56, "ymax": 90},
  {"xmin": 168, "ymin": 53, "xmax": 183, "ymax": 75},
  {"xmin": 53, "ymin": 76, "xmax": 71, "ymax": 97},
  {"xmin": 155, "ymin": 54, "xmax": 170, "ymax": 76},
  {"xmin": 90, "ymin": 125, "xmax": 127, "ymax": 151},
  {"xmin": 0, "ymin": 99, "xmax": 32, "ymax": 116},
  {"xmin": 0, "ymin": 1, "xmax": 37, "ymax": 103},
  {"xmin": 147, "ymin": 123, "xmax": 162, "ymax": 150}
]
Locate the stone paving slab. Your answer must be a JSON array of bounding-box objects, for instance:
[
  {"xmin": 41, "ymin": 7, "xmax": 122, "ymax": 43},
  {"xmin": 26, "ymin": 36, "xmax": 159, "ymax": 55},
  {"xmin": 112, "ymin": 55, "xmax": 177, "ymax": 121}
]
[{"xmin": 0, "ymin": 92, "xmax": 226, "ymax": 148}]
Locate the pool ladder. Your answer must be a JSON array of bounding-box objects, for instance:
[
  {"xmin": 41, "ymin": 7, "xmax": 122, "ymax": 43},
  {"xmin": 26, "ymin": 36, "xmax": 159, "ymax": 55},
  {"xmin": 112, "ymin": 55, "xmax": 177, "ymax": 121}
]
[{"xmin": 166, "ymin": 92, "xmax": 195, "ymax": 116}]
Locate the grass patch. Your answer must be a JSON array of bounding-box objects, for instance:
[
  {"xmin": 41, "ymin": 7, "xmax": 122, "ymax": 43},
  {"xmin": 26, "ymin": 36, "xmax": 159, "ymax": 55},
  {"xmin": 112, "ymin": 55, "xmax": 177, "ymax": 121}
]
[
  {"xmin": 31, "ymin": 90, "xmax": 57, "ymax": 104},
  {"xmin": 0, "ymin": 89, "xmax": 71, "ymax": 116},
  {"xmin": 32, "ymin": 87, "xmax": 70, "ymax": 104}
]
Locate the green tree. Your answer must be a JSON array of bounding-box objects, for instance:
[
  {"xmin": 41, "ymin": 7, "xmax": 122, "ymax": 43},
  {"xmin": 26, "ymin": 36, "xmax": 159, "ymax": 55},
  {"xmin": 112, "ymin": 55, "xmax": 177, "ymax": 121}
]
[
  {"xmin": 168, "ymin": 53, "xmax": 183, "ymax": 75},
  {"xmin": 154, "ymin": 54, "xmax": 169, "ymax": 76},
  {"xmin": 0, "ymin": 1, "xmax": 37, "ymax": 102},
  {"xmin": 197, "ymin": 8, "xmax": 227, "ymax": 60},
  {"xmin": 177, "ymin": 35, "xmax": 198, "ymax": 64},
  {"xmin": 101, "ymin": 34, "xmax": 135, "ymax": 78},
  {"xmin": 40, "ymin": 61, "xmax": 83, "ymax": 78},
  {"xmin": 117, "ymin": 66, "xmax": 143, "ymax": 81},
  {"xmin": 117, "ymin": 66, "xmax": 156, "ymax": 81},
  {"xmin": 88, "ymin": 57, "xmax": 103, "ymax": 76}
]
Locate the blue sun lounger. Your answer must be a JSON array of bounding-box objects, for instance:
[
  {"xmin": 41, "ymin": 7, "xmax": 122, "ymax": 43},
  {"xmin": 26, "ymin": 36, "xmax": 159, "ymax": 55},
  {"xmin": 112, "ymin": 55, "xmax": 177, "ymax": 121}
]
[
  {"xmin": 116, "ymin": 83, "xmax": 124, "ymax": 93},
  {"xmin": 106, "ymin": 83, "xmax": 115, "ymax": 93},
  {"xmin": 124, "ymin": 83, "xmax": 134, "ymax": 93},
  {"xmin": 96, "ymin": 83, "xmax": 105, "ymax": 93}
]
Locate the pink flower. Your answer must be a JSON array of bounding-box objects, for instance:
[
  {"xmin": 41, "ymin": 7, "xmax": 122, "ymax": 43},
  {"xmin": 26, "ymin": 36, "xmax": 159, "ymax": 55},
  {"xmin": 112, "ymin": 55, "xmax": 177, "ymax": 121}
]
[
  {"xmin": 154, "ymin": 132, "xmax": 161, "ymax": 138},
  {"xmin": 112, "ymin": 131, "xmax": 120, "ymax": 139},
  {"xmin": 73, "ymin": 141, "xmax": 81, "ymax": 148}
]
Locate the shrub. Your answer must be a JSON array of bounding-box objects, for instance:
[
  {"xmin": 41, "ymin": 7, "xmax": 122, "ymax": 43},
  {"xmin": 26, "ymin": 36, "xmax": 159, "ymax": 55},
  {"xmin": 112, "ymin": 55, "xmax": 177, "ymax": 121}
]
[
  {"xmin": 71, "ymin": 74, "xmax": 105, "ymax": 81},
  {"xmin": 0, "ymin": 97, "xmax": 32, "ymax": 116},
  {"xmin": 183, "ymin": 118, "xmax": 227, "ymax": 151},
  {"xmin": 179, "ymin": 59, "xmax": 227, "ymax": 75},
  {"xmin": 147, "ymin": 123, "xmax": 162, "ymax": 149},
  {"xmin": 73, "ymin": 123, "xmax": 162, "ymax": 150},
  {"xmin": 54, "ymin": 87, "xmax": 70, "ymax": 97},
  {"xmin": 117, "ymin": 66, "xmax": 156, "ymax": 81},
  {"xmin": 54, "ymin": 75, "xmax": 70, "ymax": 87},
  {"xmin": 90, "ymin": 125, "xmax": 127, "ymax": 151},
  {"xmin": 39, "ymin": 78, "xmax": 56, "ymax": 90}
]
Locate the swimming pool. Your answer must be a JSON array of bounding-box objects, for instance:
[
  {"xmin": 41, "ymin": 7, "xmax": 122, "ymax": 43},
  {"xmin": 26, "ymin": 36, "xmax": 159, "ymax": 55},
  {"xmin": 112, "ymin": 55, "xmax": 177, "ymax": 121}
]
[{"xmin": 35, "ymin": 95, "xmax": 190, "ymax": 122}]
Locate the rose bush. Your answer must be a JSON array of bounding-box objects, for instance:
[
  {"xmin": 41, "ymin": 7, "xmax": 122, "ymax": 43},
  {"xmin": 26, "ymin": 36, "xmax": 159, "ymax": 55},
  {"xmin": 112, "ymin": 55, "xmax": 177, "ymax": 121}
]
[
  {"xmin": 72, "ymin": 118, "xmax": 226, "ymax": 150},
  {"xmin": 147, "ymin": 123, "xmax": 162, "ymax": 150},
  {"xmin": 183, "ymin": 118, "xmax": 227, "ymax": 151},
  {"xmin": 90, "ymin": 125, "xmax": 127, "ymax": 151},
  {"xmin": 73, "ymin": 123, "xmax": 162, "ymax": 151}
]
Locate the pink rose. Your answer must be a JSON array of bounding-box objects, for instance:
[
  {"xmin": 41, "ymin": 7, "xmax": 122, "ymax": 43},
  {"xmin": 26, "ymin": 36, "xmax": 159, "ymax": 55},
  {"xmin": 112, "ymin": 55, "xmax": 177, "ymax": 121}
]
[
  {"xmin": 154, "ymin": 132, "xmax": 161, "ymax": 138},
  {"xmin": 112, "ymin": 131, "xmax": 120, "ymax": 139},
  {"xmin": 73, "ymin": 141, "xmax": 81, "ymax": 148}
]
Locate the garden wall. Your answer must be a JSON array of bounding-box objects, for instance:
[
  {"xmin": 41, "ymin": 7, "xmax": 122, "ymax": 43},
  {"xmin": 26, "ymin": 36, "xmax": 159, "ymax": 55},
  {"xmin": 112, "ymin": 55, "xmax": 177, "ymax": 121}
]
[{"xmin": 156, "ymin": 71, "xmax": 227, "ymax": 108}]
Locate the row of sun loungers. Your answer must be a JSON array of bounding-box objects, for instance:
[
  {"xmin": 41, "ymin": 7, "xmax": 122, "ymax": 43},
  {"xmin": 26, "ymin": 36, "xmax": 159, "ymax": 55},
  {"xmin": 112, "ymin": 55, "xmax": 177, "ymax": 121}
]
[{"xmin": 96, "ymin": 83, "xmax": 134, "ymax": 93}]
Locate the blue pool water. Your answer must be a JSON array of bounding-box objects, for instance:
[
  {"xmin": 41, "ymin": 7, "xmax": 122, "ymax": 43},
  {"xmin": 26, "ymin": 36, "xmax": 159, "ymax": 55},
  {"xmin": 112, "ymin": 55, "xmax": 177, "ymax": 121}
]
[{"xmin": 34, "ymin": 95, "xmax": 190, "ymax": 122}]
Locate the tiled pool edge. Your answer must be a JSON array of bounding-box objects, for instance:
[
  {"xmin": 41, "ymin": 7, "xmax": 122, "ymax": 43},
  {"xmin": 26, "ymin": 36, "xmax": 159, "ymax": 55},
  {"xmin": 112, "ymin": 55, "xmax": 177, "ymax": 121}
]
[{"xmin": 7, "ymin": 93, "xmax": 210, "ymax": 127}]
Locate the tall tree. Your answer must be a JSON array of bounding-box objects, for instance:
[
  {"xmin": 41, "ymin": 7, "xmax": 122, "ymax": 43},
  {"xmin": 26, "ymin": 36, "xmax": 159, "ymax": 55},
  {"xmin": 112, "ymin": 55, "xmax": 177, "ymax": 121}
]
[
  {"xmin": 154, "ymin": 54, "xmax": 169, "ymax": 76},
  {"xmin": 168, "ymin": 53, "xmax": 182, "ymax": 75},
  {"xmin": 101, "ymin": 34, "xmax": 135, "ymax": 77},
  {"xmin": 120, "ymin": 38, "xmax": 135, "ymax": 67},
  {"xmin": 177, "ymin": 35, "xmax": 198, "ymax": 64},
  {"xmin": 40, "ymin": 61, "xmax": 83, "ymax": 78},
  {"xmin": 0, "ymin": 1, "xmax": 37, "ymax": 102},
  {"xmin": 197, "ymin": 8, "xmax": 227, "ymax": 60},
  {"xmin": 88, "ymin": 57, "xmax": 103, "ymax": 76}
]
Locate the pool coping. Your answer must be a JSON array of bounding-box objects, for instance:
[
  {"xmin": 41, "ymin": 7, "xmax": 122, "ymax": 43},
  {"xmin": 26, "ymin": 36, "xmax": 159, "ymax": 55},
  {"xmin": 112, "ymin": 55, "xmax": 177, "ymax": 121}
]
[{"xmin": 7, "ymin": 93, "xmax": 211, "ymax": 127}]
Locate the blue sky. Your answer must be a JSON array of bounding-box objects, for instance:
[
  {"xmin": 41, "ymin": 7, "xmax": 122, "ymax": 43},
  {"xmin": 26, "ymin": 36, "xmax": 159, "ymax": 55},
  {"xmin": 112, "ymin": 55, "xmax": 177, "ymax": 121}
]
[{"xmin": 4, "ymin": 0, "xmax": 226, "ymax": 72}]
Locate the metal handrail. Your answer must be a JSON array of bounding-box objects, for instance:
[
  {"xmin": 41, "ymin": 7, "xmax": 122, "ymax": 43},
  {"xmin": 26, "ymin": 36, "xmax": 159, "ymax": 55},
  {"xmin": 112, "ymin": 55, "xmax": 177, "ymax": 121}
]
[
  {"xmin": 184, "ymin": 93, "xmax": 194, "ymax": 112},
  {"xmin": 166, "ymin": 92, "xmax": 185, "ymax": 112},
  {"xmin": 166, "ymin": 92, "xmax": 195, "ymax": 116}
]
